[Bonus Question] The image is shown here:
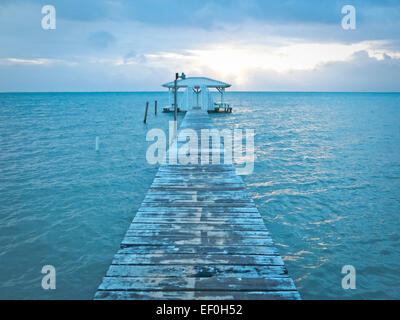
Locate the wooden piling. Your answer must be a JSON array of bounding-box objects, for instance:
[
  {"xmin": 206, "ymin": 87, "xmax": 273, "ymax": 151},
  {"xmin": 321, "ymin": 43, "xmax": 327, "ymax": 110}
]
[
  {"xmin": 155, "ymin": 100, "xmax": 157, "ymax": 115},
  {"xmin": 143, "ymin": 102, "xmax": 149, "ymax": 123}
]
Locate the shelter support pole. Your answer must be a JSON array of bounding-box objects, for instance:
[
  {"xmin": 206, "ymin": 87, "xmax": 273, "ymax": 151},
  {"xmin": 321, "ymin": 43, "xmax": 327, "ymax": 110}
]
[{"xmin": 174, "ymin": 73, "xmax": 178, "ymax": 122}]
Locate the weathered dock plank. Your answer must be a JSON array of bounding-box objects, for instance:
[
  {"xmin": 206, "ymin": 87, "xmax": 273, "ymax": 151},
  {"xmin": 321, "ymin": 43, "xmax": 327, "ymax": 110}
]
[
  {"xmin": 120, "ymin": 236, "xmax": 274, "ymax": 247},
  {"xmin": 105, "ymin": 265, "xmax": 287, "ymax": 278},
  {"xmin": 117, "ymin": 245, "xmax": 279, "ymax": 255},
  {"xmin": 94, "ymin": 108, "xmax": 300, "ymax": 300},
  {"xmin": 98, "ymin": 276, "xmax": 296, "ymax": 291},
  {"xmin": 131, "ymin": 217, "xmax": 266, "ymax": 225},
  {"xmin": 127, "ymin": 222, "xmax": 268, "ymax": 231},
  {"xmin": 94, "ymin": 290, "xmax": 301, "ymax": 300},
  {"xmin": 111, "ymin": 253, "xmax": 284, "ymax": 266}
]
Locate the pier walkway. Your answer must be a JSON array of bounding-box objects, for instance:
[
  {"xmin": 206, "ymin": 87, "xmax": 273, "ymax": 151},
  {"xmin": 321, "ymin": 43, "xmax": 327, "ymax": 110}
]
[{"xmin": 94, "ymin": 108, "xmax": 300, "ymax": 300}]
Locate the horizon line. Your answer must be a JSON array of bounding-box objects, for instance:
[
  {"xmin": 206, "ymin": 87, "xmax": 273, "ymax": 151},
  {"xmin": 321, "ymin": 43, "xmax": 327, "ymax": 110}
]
[{"xmin": 1, "ymin": 90, "xmax": 400, "ymax": 94}]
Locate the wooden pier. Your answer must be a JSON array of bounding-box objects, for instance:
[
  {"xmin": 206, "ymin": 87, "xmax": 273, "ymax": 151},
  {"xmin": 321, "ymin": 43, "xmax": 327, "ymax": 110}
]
[{"xmin": 94, "ymin": 108, "xmax": 300, "ymax": 300}]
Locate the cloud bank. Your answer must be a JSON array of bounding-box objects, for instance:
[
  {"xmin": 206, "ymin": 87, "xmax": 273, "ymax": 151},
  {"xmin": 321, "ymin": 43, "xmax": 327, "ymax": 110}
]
[{"xmin": 0, "ymin": 0, "xmax": 399, "ymax": 91}]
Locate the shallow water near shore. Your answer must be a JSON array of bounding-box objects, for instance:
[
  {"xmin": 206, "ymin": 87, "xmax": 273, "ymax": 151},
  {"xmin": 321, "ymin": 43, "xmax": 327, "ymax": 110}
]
[{"xmin": 0, "ymin": 92, "xmax": 399, "ymax": 299}]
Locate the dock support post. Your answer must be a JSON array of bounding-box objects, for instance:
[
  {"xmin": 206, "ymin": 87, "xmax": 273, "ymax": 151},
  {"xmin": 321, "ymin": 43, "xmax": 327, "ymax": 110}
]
[
  {"xmin": 221, "ymin": 88, "xmax": 225, "ymax": 109},
  {"xmin": 155, "ymin": 100, "xmax": 157, "ymax": 115},
  {"xmin": 174, "ymin": 73, "xmax": 178, "ymax": 122},
  {"xmin": 144, "ymin": 102, "xmax": 149, "ymax": 123}
]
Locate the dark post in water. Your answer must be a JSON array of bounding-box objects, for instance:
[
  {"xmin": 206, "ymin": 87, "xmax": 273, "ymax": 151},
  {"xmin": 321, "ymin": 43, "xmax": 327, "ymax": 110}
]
[{"xmin": 143, "ymin": 101, "xmax": 149, "ymax": 123}]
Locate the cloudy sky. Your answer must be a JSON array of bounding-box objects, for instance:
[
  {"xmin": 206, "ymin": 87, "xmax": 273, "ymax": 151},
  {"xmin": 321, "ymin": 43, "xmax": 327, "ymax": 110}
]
[{"xmin": 0, "ymin": 0, "xmax": 399, "ymax": 91}]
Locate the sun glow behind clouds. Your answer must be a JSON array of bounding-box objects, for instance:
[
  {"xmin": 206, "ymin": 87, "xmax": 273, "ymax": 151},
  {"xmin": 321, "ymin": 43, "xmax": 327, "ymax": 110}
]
[{"xmin": 145, "ymin": 41, "xmax": 386, "ymax": 81}]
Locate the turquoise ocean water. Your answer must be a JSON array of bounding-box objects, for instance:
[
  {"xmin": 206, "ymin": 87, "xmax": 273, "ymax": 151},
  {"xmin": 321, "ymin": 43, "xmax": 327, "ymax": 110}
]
[{"xmin": 0, "ymin": 92, "xmax": 399, "ymax": 299}]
